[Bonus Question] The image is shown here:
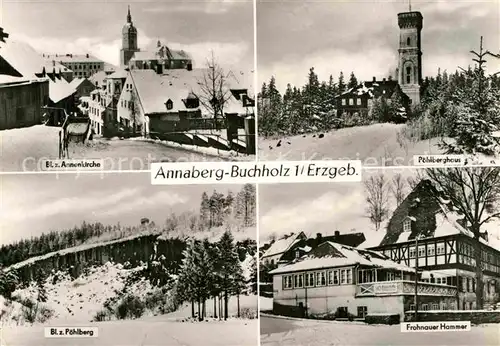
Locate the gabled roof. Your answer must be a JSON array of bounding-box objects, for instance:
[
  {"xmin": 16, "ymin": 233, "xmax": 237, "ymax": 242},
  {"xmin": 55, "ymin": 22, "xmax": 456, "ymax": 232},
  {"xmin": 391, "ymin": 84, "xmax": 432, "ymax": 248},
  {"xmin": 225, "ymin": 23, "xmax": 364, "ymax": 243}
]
[
  {"xmin": 379, "ymin": 179, "xmax": 499, "ymax": 249},
  {"xmin": 69, "ymin": 77, "xmax": 85, "ymax": 88},
  {"xmin": 129, "ymin": 68, "xmax": 209, "ymax": 115},
  {"xmin": 89, "ymin": 70, "xmax": 108, "ymax": 87},
  {"xmin": 270, "ymin": 241, "xmax": 414, "ymax": 275},
  {"xmin": 0, "ymin": 39, "xmax": 48, "ymax": 77},
  {"xmin": 49, "ymin": 78, "xmax": 76, "ymax": 103},
  {"xmin": 261, "ymin": 232, "xmax": 306, "ymax": 259},
  {"xmin": 337, "ymin": 80, "xmax": 402, "ymax": 100},
  {"xmin": 130, "ymin": 45, "xmax": 192, "ymax": 62},
  {"xmin": 107, "ymin": 69, "xmax": 128, "ymax": 79}
]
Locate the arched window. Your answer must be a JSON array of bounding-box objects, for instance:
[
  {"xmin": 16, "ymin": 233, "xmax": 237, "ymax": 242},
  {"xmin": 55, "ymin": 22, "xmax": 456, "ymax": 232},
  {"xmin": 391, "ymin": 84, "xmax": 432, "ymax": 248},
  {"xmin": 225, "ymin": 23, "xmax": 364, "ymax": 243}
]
[
  {"xmin": 406, "ymin": 66, "xmax": 412, "ymax": 84},
  {"xmin": 165, "ymin": 99, "xmax": 173, "ymax": 110},
  {"xmin": 407, "ymin": 37, "xmax": 411, "ymax": 46}
]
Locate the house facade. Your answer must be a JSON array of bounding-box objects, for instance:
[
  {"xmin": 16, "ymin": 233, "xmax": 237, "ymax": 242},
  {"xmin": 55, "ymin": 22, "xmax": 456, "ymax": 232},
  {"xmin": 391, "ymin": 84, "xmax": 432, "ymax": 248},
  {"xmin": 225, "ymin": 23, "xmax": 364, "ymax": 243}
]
[
  {"xmin": 45, "ymin": 53, "xmax": 105, "ymax": 79},
  {"xmin": 336, "ymin": 78, "xmax": 410, "ymax": 117},
  {"xmin": 369, "ymin": 179, "xmax": 500, "ymax": 311},
  {"xmin": 0, "ymin": 76, "xmax": 49, "ymax": 130},
  {"xmin": 270, "ymin": 242, "xmax": 457, "ymax": 320}
]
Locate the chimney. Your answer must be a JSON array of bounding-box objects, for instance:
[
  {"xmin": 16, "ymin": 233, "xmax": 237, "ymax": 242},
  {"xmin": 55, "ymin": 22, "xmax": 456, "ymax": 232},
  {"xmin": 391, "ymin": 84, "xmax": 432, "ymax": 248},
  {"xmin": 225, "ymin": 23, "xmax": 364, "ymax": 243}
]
[
  {"xmin": 187, "ymin": 63, "xmax": 193, "ymax": 71},
  {"xmin": 372, "ymin": 76, "xmax": 376, "ymax": 82},
  {"xmin": 334, "ymin": 230, "xmax": 340, "ymax": 237},
  {"xmin": 86, "ymin": 53, "xmax": 89, "ymax": 58},
  {"xmin": 382, "ymin": 78, "xmax": 386, "ymax": 82},
  {"xmin": 481, "ymin": 231, "xmax": 489, "ymax": 242},
  {"xmin": 316, "ymin": 233, "xmax": 322, "ymax": 244},
  {"xmin": 52, "ymin": 60, "xmax": 55, "ymax": 67}
]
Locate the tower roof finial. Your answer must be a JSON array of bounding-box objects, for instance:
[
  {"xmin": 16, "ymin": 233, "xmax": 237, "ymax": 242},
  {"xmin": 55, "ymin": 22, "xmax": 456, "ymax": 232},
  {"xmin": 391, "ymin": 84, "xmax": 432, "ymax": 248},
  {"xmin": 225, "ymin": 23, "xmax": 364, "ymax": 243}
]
[
  {"xmin": 127, "ymin": 5, "xmax": 132, "ymax": 23},
  {"xmin": 409, "ymin": 0, "xmax": 412, "ymax": 12}
]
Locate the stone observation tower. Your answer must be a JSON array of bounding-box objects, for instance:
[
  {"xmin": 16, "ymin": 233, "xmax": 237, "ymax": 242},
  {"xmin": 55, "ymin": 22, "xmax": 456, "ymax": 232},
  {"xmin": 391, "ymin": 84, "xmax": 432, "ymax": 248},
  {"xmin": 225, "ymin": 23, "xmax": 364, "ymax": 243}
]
[
  {"xmin": 397, "ymin": 7, "xmax": 423, "ymax": 105},
  {"xmin": 120, "ymin": 5, "xmax": 139, "ymax": 67}
]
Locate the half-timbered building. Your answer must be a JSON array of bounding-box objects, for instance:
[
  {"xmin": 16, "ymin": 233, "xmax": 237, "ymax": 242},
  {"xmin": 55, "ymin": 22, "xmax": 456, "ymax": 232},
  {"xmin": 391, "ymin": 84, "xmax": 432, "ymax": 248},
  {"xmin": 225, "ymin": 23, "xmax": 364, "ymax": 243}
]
[{"xmin": 369, "ymin": 179, "xmax": 500, "ymax": 311}]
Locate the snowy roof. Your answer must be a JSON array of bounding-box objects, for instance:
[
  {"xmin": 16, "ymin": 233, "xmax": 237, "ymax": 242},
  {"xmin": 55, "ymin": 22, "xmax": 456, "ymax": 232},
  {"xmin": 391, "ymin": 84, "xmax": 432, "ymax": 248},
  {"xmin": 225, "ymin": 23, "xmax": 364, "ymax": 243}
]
[
  {"xmin": 261, "ymin": 232, "xmax": 306, "ymax": 259},
  {"xmin": 130, "ymin": 45, "xmax": 191, "ymax": 62},
  {"xmin": 130, "ymin": 68, "xmax": 210, "ymax": 115},
  {"xmin": 379, "ymin": 179, "xmax": 500, "ymax": 250},
  {"xmin": 5, "ymin": 229, "xmax": 162, "ymax": 271},
  {"xmin": 49, "ymin": 78, "xmax": 76, "ymax": 103},
  {"xmin": 0, "ymin": 39, "xmax": 48, "ymax": 77},
  {"xmin": 89, "ymin": 71, "xmax": 108, "ymax": 87},
  {"xmin": 69, "ymin": 77, "xmax": 85, "ymax": 88},
  {"xmin": 45, "ymin": 53, "xmax": 103, "ymax": 63},
  {"xmin": 270, "ymin": 241, "xmax": 414, "ymax": 275},
  {"xmin": 106, "ymin": 69, "xmax": 128, "ymax": 79}
]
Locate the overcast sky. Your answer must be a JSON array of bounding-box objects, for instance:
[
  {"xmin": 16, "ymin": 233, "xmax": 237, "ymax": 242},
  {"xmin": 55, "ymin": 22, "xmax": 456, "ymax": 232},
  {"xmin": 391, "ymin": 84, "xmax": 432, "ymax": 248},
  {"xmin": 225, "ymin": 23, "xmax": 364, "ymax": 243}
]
[
  {"xmin": 257, "ymin": 0, "xmax": 500, "ymax": 92},
  {"xmin": 0, "ymin": 0, "xmax": 254, "ymax": 71},
  {"xmin": 1, "ymin": 173, "xmax": 242, "ymax": 246},
  {"xmin": 258, "ymin": 168, "xmax": 418, "ymax": 243}
]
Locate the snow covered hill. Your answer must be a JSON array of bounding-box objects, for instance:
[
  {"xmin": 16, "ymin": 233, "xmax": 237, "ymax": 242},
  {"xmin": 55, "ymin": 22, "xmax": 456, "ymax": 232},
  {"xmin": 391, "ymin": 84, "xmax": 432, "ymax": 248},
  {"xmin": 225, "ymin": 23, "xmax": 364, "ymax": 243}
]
[{"xmin": 259, "ymin": 123, "xmax": 448, "ymax": 165}]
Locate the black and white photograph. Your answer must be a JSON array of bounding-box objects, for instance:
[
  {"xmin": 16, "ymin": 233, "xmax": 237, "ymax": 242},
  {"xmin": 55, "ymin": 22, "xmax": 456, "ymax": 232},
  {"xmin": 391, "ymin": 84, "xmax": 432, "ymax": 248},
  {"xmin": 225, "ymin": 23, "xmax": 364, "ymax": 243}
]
[
  {"xmin": 0, "ymin": 0, "xmax": 255, "ymax": 172},
  {"xmin": 257, "ymin": 0, "xmax": 500, "ymax": 166},
  {"xmin": 0, "ymin": 174, "xmax": 258, "ymax": 345},
  {"xmin": 258, "ymin": 167, "xmax": 500, "ymax": 345}
]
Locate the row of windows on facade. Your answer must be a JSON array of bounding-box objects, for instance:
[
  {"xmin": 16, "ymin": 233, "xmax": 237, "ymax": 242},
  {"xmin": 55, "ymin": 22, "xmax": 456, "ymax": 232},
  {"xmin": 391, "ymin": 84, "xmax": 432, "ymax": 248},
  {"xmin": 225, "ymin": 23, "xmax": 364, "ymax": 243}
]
[
  {"xmin": 121, "ymin": 99, "xmax": 135, "ymax": 110},
  {"xmin": 382, "ymin": 242, "xmax": 447, "ymax": 258},
  {"xmin": 283, "ymin": 268, "xmax": 354, "ymax": 289},
  {"xmin": 65, "ymin": 63, "xmax": 103, "ymax": 71}
]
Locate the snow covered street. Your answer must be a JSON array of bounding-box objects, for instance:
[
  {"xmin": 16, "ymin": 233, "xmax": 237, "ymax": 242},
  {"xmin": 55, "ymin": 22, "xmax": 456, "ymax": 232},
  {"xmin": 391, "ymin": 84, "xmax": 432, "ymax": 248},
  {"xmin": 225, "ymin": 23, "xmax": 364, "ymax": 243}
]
[
  {"xmin": 260, "ymin": 315, "xmax": 499, "ymax": 346},
  {"xmin": 1, "ymin": 318, "xmax": 258, "ymax": 346},
  {"xmin": 1, "ymin": 125, "xmax": 231, "ymax": 172}
]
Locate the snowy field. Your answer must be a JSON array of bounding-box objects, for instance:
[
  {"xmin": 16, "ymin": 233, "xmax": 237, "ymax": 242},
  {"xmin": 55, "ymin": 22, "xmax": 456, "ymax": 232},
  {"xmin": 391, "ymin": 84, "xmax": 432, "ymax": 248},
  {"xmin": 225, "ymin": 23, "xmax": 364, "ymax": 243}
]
[
  {"xmin": 260, "ymin": 315, "xmax": 499, "ymax": 346},
  {"xmin": 0, "ymin": 125, "xmax": 232, "ymax": 172},
  {"xmin": 258, "ymin": 123, "xmax": 449, "ymax": 166},
  {"xmin": 1, "ymin": 318, "xmax": 258, "ymax": 346}
]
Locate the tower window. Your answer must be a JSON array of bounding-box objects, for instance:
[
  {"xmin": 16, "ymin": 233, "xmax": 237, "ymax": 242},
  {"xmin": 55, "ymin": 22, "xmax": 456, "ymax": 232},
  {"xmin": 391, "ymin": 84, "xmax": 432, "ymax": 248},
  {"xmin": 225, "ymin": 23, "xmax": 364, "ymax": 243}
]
[
  {"xmin": 406, "ymin": 66, "xmax": 412, "ymax": 84},
  {"xmin": 407, "ymin": 37, "xmax": 411, "ymax": 46}
]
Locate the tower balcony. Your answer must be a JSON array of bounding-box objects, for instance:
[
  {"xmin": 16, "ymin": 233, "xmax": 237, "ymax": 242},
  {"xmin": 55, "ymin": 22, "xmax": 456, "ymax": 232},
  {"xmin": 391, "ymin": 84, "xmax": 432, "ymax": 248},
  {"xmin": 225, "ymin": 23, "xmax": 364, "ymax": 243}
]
[{"xmin": 398, "ymin": 12, "xmax": 423, "ymax": 29}]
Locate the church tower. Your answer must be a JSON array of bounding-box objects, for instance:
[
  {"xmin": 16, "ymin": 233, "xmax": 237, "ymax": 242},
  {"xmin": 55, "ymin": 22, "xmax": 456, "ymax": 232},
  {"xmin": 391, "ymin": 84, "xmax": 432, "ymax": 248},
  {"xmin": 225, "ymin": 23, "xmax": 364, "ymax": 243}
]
[
  {"xmin": 120, "ymin": 6, "xmax": 139, "ymax": 67},
  {"xmin": 397, "ymin": 7, "xmax": 423, "ymax": 105}
]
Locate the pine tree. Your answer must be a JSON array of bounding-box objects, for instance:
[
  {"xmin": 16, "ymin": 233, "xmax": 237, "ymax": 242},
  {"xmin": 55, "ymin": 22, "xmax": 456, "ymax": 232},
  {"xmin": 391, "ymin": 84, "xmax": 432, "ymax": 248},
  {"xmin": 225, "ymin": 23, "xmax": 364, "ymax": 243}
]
[
  {"xmin": 338, "ymin": 71, "xmax": 346, "ymax": 94},
  {"xmin": 348, "ymin": 71, "xmax": 358, "ymax": 89},
  {"xmin": 218, "ymin": 230, "xmax": 239, "ymax": 320},
  {"xmin": 440, "ymin": 37, "xmax": 500, "ymax": 155},
  {"xmin": 200, "ymin": 192, "xmax": 210, "ymax": 230}
]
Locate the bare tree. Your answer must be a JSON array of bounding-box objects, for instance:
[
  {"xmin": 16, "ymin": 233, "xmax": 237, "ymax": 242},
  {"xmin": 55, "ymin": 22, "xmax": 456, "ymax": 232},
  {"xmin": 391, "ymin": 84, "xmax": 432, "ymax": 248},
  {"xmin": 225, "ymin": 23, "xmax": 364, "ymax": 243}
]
[
  {"xmin": 197, "ymin": 52, "xmax": 232, "ymax": 124},
  {"xmin": 364, "ymin": 173, "xmax": 390, "ymax": 231},
  {"xmin": 390, "ymin": 173, "xmax": 408, "ymax": 207},
  {"xmin": 407, "ymin": 169, "xmax": 427, "ymax": 189},
  {"xmin": 425, "ymin": 167, "xmax": 500, "ymax": 309}
]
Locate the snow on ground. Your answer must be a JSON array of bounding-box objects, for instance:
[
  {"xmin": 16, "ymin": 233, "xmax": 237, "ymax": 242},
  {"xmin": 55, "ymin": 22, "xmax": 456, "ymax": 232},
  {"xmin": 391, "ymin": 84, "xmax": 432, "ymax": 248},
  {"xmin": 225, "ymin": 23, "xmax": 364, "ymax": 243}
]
[
  {"xmin": 259, "ymin": 297, "xmax": 273, "ymax": 312},
  {"xmin": 163, "ymin": 294, "xmax": 257, "ymax": 320},
  {"xmin": 259, "ymin": 123, "xmax": 448, "ymax": 166},
  {"xmin": 161, "ymin": 226, "xmax": 257, "ymax": 243},
  {"xmin": 260, "ymin": 315, "xmax": 498, "ymax": 346},
  {"xmin": 139, "ymin": 137, "xmax": 254, "ymax": 162},
  {"xmin": 6, "ymin": 262, "xmax": 154, "ymax": 325},
  {"xmin": 1, "ymin": 318, "xmax": 258, "ymax": 346},
  {"xmin": 1, "ymin": 125, "xmax": 237, "ymax": 172}
]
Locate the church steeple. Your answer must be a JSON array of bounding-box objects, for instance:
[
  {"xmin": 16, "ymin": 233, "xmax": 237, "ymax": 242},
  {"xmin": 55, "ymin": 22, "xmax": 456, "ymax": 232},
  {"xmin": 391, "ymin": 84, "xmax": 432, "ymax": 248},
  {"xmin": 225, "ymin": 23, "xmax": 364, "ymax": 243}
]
[
  {"xmin": 121, "ymin": 5, "xmax": 139, "ymax": 67},
  {"xmin": 127, "ymin": 5, "xmax": 132, "ymax": 23}
]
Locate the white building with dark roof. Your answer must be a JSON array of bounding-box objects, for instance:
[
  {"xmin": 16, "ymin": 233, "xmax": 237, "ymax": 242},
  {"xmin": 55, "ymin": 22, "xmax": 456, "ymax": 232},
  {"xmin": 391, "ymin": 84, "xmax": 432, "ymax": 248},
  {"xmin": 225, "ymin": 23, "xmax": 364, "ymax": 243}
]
[{"xmin": 270, "ymin": 241, "xmax": 457, "ymax": 320}]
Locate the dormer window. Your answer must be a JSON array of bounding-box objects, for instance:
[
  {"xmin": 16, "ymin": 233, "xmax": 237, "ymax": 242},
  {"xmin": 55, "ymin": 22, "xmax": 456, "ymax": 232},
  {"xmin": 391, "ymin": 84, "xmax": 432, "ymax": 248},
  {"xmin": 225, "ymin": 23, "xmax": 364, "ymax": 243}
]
[
  {"xmin": 403, "ymin": 218, "xmax": 412, "ymax": 232},
  {"xmin": 165, "ymin": 99, "xmax": 173, "ymax": 110},
  {"xmin": 295, "ymin": 250, "xmax": 300, "ymax": 259}
]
